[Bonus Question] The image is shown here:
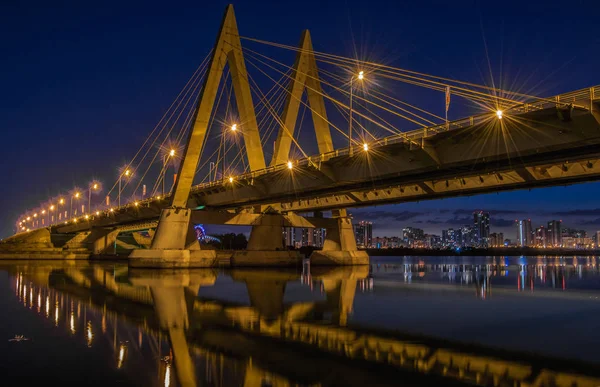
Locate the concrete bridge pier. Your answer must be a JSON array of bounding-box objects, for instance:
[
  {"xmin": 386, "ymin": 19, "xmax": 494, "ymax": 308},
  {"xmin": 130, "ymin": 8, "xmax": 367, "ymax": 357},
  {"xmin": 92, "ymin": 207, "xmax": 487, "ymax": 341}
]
[
  {"xmin": 232, "ymin": 213, "xmax": 301, "ymax": 267},
  {"xmin": 310, "ymin": 210, "xmax": 369, "ymax": 265},
  {"xmin": 129, "ymin": 207, "xmax": 217, "ymax": 268},
  {"xmin": 84, "ymin": 228, "xmax": 120, "ymax": 256}
]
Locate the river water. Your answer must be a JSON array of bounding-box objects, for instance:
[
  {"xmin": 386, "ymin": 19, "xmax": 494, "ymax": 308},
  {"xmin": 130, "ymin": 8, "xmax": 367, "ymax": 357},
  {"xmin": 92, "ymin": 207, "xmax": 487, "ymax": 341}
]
[{"xmin": 1, "ymin": 256, "xmax": 600, "ymax": 386}]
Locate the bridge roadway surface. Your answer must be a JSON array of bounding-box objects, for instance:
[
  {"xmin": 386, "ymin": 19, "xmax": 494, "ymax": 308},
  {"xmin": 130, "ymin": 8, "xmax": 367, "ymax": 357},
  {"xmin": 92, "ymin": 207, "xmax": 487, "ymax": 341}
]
[
  {"xmin": 51, "ymin": 86, "xmax": 600, "ymax": 235},
  {"xmin": 7, "ymin": 261, "xmax": 600, "ymax": 387}
]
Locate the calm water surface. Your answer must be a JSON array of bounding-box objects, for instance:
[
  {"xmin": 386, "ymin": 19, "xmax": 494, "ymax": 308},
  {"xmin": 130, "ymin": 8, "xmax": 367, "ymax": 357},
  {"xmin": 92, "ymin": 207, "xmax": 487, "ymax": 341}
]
[{"xmin": 1, "ymin": 256, "xmax": 600, "ymax": 386}]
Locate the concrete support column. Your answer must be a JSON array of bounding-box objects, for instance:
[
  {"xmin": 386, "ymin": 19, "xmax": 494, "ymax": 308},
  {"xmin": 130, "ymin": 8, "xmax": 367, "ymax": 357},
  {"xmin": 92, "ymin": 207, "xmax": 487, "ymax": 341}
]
[
  {"xmin": 129, "ymin": 207, "xmax": 216, "ymax": 268},
  {"xmin": 232, "ymin": 213, "xmax": 301, "ymax": 267},
  {"xmin": 311, "ymin": 209, "xmax": 369, "ymax": 265},
  {"xmin": 85, "ymin": 228, "xmax": 120, "ymax": 256}
]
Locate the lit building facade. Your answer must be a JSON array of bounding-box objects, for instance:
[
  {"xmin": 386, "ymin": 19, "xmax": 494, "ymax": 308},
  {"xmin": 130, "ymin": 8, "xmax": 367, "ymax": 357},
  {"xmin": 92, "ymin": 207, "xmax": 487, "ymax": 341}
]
[
  {"xmin": 354, "ymin": 221, "xmax": 373, "ymax": 248},
  {"xmin": 516, "ymin": 219, "xmax": 533, "ymax": 247},
  {"xmin": 547, "ymin": 220, "xmax": 562, "ymax": 247},
  {"xmin": 473, "ymin": 211, "xmax": 490, "ymax": 247}
]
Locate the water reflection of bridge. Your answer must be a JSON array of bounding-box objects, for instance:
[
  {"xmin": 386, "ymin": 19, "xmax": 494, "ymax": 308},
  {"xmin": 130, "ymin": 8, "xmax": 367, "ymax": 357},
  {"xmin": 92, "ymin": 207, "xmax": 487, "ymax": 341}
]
[{"xmin": 6, "ymin": 261, "xmax": 600, "ymax": 387}]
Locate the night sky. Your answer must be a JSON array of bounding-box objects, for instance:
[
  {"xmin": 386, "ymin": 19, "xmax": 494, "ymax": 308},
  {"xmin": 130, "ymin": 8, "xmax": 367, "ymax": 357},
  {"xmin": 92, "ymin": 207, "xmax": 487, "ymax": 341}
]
[{"xmin": 1, "ymin": 0, "xmax": 599, "ymax": 240}]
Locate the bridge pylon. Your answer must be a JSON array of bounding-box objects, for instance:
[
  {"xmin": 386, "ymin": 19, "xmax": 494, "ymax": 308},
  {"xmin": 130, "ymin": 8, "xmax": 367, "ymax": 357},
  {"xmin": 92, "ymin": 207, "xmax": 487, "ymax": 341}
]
[
  {"xmin": 271, "ymin": 30, "xmax": 333, "ymax": 166},
  {"xmin": 130, "ymin": 4, "xmax": 263, "ymax": 268}
]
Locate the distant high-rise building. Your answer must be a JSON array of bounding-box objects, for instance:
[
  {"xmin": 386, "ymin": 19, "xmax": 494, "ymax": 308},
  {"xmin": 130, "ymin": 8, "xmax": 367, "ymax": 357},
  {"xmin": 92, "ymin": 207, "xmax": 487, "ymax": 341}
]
[
  {"xmin": 402, "ymin": 226, "xmax": 425, "ymax": 247},
  {"xmin": 535, "ymin": 226, "xmax": 546, "ymax": 247},
  {"xmin": 354, "ymin": 221, "xmax": 373, "ymax": 248},
  {"xmin": 301, "ymin": 228, "xmax": 313, "ymax": 246},
  {"xmin": 489, "ymin": 232, "xmax": 504, "ymax": 247},
  {"xmin": 283, "ymin": 227, "xmax": 296, "ymax": 247},
  {"xmin": 461, "ymin": 225, "xmax": 475, "ymax": 247},
  {"xmin": 547, "ymin": 220, "xmax": 562, "ymax": 247},
  {"xmin": 473, "ymin": 211, "xmax": 490, "ymax": 246},
  {"xmin": 312, "ymin": 228, "xmax": 326, "ymax": 248},
  {"xmin": 516, "ymin": 219, "xmax": 533, "ymax": 247}
]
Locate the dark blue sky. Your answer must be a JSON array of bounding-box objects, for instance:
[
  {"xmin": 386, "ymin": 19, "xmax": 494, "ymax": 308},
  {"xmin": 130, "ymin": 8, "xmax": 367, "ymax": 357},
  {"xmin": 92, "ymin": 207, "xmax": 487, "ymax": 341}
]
[{"xmin": 1, "ymin": 0, "xmax": 599, "ymax": 239}]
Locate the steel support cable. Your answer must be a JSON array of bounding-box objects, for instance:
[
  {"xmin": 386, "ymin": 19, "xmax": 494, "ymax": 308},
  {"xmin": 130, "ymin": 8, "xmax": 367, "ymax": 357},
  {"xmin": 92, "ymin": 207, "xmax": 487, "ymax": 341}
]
[
  {"xmin": 239, "ymin": 47, "xmax": 352, "ymax": 139},
  {"xmin": 243, "ymin": 48, "xmax": 431, "ymax": 134},
  {"xmin": 104, "ymin": 50, "xmax": 212, "ymax": 199},
  {"xmin": 228, "ymin": 79, "xmax": 289, "ymax": 174},
  {"xmin": 151, "ymin": 65, "xmax": 211, "ymax": 196},
  {"xmin": 244, "ymin": 66, "xmax": 311, "ymax": 160},
  {"xmin": 313, "ymin": 54, "xmax": 517, "ymax": 113},
  {"xmin": 131, "ymin": 63, "xmax": 211, "ymax": 199},
  {"xmin": 315, "ymin": 56, "xmax": 523, "ymax": 107},
  {"xmin": 242, "ymin": 52, "xmax": 352, "ymax": 142},
  {"xmin": 243, "ymin": 51, "xmax": 414, "ymax": 144},
  {"xmin": 318, "ymin": 65, "xmax": 442, "ymax": 125},
  {"xmin": 317, "ymin": 68, "xmax": 434, "ymax": 138},
  {"xmin": 240, "ymin": 36, "xmax": 552, "ymax": 104},
  {"xmin": 244, "ymin": 39, "xmax": 526, "ymax": 112},
  {"xmin": 191, "ymin": 65, "xmax": 231, "ymax": 178},
  {"xmin": 117, "ymin": 56, "xmax": 211, "ymax": 198}
]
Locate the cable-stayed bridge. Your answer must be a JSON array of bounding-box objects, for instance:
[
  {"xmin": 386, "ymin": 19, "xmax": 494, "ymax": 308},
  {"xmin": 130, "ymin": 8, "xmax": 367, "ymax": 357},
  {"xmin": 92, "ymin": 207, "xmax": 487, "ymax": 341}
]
[{"xmin": 5, "ymin": 5, "xmax": 600, "ymax": 267}]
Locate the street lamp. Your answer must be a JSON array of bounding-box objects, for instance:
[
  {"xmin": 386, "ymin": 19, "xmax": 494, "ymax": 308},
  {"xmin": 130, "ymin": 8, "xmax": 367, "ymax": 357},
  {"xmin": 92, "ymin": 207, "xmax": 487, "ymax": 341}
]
[
  {"xmin": 58, "ymin": 198, "xmax": 65, "ymax": 222},
  {"xmin": 118, "ymin": 169, "xmax": 132, "ymax": 207},
  {"xmin": 496, "ymin": 110, "xmax": 503, "ymax": 119},
  {"xmin": 49, "ymin": 204, "xmax": 55, "ymax": 225},
  {"xmin": 70, "ymin": 192, "xmax": 80, "ymax": 220},
  {"xmin": 88, "ymin": 182, "xmax": 100, "ymax": 214},
  {"xmin": 349, "ymin": 70, "xmax": 365, "ymax": 155},
  {"xmin": 162, "ymin": 150, "xmax": 175, "ymax": 196}
]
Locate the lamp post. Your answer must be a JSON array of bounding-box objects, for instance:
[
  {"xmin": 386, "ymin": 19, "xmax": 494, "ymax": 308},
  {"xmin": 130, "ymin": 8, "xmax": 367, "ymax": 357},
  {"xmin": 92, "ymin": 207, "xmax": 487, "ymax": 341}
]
[
  {"xmin": 221, "ymin": 124, "xmax": 237, "ymax": 181},
  {"xmin": 162, "ymin": 149, "xmax": 175, "ymax": 196},
  {"xmin": 70, "ymin": 192, "xmax": 80, "ymax": 220},
  {"xmin": 88, "ymin": 182, "xmax": 99, "ymax": 214},
  {"xmin": 58, "ymin": 198, "xmax": 65, "ymax": 222},
  {"xmin": 49, "ymin": 204, "xmax": 55, "ymax": 225},
  {"xmin": 118, "ymin": 169, "xmax": 131, "ymax": 207},
  {"xmin": 349, "ymin": 70, "xmax": 364, "ymax": 156}
]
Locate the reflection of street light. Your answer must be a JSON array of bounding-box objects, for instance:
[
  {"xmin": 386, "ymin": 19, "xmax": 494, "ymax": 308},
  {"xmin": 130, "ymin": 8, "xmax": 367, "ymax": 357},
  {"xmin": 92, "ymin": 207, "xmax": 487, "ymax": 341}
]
[{"xmin": 349, "ymin": 70, "xmax": 365, "ymax": 155}]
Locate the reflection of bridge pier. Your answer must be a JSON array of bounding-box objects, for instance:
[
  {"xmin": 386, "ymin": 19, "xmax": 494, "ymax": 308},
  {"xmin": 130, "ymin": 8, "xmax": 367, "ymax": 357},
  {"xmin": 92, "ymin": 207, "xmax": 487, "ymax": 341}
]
[{"xmin": 129, "ymin": 270, "xmax": 217, "ymax": 387}]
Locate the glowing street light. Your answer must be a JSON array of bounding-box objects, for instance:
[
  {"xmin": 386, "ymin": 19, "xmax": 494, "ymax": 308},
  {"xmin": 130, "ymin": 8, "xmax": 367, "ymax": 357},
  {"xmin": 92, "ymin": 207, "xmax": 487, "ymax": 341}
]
[
  {"xmin": 349, "ymin": 70, "xmax": 366, "ymax": 155},
  {"xmin": 119, "ymin": 169, "xmax": 132, "ymax": 207},
  {"xmin": 228, "ymin": 176, "xmax": 234, "ymax": 183},
  {"xmin": 287, "ymin": 161, "xmax": 293, "ymax": 170},
  {"xmin": 496, "ymin": 110, "xmax": 503, "ymax": 119},
  {"xmin": 169, "ymin": 149, "xmax": 175, "ymax": 157},
  {"xmin": 70, "ymin": 192, "xmax": 81, "ymax": 220},
  {"xmin": 231, "ymin": 124, "xmax": 237, "ymax": 132},
  {"xmin": 88, "ymin": 181, "xmax": 100, "ymax": 213},
  {"xmin": 363, "ymin": 143, "xmax": 369, "ymax": 151}
]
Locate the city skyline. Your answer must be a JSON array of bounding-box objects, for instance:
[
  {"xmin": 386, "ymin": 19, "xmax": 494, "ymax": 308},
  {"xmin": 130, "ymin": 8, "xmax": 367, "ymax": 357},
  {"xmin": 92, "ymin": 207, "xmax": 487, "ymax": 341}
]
[{"xmin": 348, "ymin": 188, "xmax": 600, "ymax": 239}]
